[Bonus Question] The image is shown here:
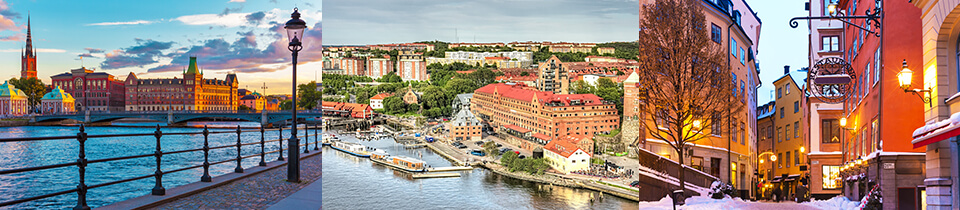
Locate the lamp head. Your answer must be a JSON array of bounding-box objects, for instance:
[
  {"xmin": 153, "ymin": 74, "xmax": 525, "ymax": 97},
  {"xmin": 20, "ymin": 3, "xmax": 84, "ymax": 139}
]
[{"xmin": 897, "ymin": 59, "xmax": 913, "ymax": 90}]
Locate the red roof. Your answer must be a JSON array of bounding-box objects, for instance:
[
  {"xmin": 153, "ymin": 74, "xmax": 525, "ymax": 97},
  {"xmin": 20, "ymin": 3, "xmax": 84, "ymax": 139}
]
[
  {"xmin": 561, "ymin": 134, "xmax": 593, "ymax": 144},
  {"xmin": 484, "ymin": 56, "xmax": 508, "ymax": 60},
  {"xmin": 544, "ymin": 139, "xmax": 588, "ymax": 158},
  {"xmin": 503, "ymin": 124, "xmax": 531, "ymax": 133},
  {"xmin": 474, "ymin": 83, "xmax": 607, "ymax": 106},
  {"xmin": 322, "ymin": 101, "xmax": 375, "ymax": 118},
  {"xmin": 532, "ymin": 133, "xmax": 552, "ymax": 141},
  {"xmin": 370, "ymin": 93, "xmax": 393, "ymax": 100}
]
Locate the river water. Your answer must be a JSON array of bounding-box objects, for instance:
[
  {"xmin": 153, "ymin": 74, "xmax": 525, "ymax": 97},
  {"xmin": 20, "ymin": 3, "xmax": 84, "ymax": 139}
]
[
  {"xmin": 0, "ymin": 122, "xmax": 319, "ymax": 209},
  {"xmin": 321, "ymin": 131, "xmax": 639, "ymax": 210}
]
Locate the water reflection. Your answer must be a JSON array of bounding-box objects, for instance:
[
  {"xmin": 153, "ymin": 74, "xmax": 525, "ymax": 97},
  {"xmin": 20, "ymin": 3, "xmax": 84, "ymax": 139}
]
[
  {"xmin": 0, "ymin": 121, "xmax": 317, "ymax": 209},
  {"xmin": 322, "ymin": 132, "xmax": 638, "ymax": 210}
]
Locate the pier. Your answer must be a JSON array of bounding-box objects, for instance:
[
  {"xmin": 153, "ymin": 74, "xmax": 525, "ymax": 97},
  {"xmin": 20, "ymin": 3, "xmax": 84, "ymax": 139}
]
[
  {"xmin": 426, "ymin": 166, "xmax": 474, "ymax": 172},
  {"xmin": 412, "ymin": 173, "xmax": 461, "ymax": 179}
]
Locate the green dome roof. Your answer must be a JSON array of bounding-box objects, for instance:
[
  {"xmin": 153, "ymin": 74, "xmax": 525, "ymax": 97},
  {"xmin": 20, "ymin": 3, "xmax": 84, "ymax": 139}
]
[
  {"xmin": 41, "ymin": 86, "xmax": 74, "ymax": 101},
  {"xmin": 0, "ymin": 81, "xmax": 27, "ymax": 98}
]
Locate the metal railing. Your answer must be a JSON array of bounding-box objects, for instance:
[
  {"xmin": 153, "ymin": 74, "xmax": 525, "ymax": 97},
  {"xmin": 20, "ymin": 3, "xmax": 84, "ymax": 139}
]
[{"xmin": 0, "ymin": 123, "xmax": 324, "ymax": 209}]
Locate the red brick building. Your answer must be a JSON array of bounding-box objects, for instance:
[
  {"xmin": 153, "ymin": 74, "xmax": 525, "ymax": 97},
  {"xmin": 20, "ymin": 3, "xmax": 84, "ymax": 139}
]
[
  {"xmin": 50, "ymin": 67, "xmax": 125, "ymax": 112},
  {"xmin": 123, "ymin": 57, "xmax": 239, "ymax": 111},
  {"xmin": 20, "ymin": 17, "xmax": 36, "ymax": 80},
  {"xmin": 366, "ymin": 55, "xmax": 394, "ymax": 79},
  {"xmin": 470, "ymin": 83, "xmax": 619, "ymax": 140}
]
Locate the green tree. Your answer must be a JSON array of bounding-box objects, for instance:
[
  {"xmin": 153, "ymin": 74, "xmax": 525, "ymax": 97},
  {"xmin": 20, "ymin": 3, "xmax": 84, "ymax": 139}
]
[
  {"xmin": 8, "ymin": 77, "xmax": 47, "ymax": 112},
  {"xmin": 483, "ymin": 141, "xmax": 499, "ymax": 157},
  {"xmin": 297, "ymin": 81, "xmax": 323, "ymax": 109},
  {"xmin": 280, "ymin": 99, "xmax": 293, "ymax": 110},
  {"xmin": 238, "ymin": 104, "xmax": 252, "ymax": 111},
  {"xmin": 383, "ymin": 96, "xmax": 405, "ymax": 114}
]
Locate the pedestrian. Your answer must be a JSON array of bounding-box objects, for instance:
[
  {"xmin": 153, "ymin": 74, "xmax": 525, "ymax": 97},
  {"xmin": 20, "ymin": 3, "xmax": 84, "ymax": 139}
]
[
  {"xmin": 772, "ymin": 185, "xmax": 782, "ymax": 202},
  {"xmin": 795, "ymin": 184, "xmax": 808, "ymax": 203}
]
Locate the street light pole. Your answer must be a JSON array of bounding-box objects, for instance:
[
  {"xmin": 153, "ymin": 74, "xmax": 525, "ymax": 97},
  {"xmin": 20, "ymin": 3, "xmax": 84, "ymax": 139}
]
[{"xmin": 284, "ymin": 7, "xmax": 307, "ymax": 183}]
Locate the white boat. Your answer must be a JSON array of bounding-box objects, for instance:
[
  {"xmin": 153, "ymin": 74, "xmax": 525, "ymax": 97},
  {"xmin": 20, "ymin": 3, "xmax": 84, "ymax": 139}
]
[
  {"xmin": 322, "ymin": 134, "xmax": 338, "ymax": 146},
  {"xmin": 330, "ymin": 141, "xmax": 378, "ymax": 157},
  {"xmin": 370, "ymin": 151, "xmax": 427, "ymax": 172}
]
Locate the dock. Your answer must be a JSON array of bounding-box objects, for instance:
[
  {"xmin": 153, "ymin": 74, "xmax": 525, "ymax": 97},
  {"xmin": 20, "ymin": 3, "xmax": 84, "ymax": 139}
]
[
  {"xmin": 403, "ymin": 143, "xmax": 427, "ymax": 149},
  {"xmin": 426, "ymin": 166, "xmax": 474, "ymax": 172},
  {"xmin": 412, "ymin": 172, "xmax": 461, "ymax": 179}
]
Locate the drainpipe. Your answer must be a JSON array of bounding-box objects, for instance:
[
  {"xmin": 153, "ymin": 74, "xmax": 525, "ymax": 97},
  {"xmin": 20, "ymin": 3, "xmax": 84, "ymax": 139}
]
[{"xmin": 727, "ymin": 20, "xmax": 734, "ymax": 188}]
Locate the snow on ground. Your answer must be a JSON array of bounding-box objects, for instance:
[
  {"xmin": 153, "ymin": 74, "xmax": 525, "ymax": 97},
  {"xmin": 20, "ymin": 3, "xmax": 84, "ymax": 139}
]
[{"xmin": 637, "ymin": 195, "xmax": 860, "ymax": 210}]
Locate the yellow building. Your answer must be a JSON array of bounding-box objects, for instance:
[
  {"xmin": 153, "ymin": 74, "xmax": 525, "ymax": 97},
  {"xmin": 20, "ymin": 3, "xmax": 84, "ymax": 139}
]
[{"xmin": 771, "ymin": 68, "xmax": 805, "ymax": 199}]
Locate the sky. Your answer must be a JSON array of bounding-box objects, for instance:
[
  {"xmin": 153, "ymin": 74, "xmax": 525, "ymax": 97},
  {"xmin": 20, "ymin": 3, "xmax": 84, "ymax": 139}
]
[
  {"xmin": 750, "ymin": 0, "xmax": 810, "ymax": 103},
  {"xmin": 323, "ymin": 0, "xmax": 639, "ymax": 45},
  {"xmin": 0, "ymin": 0, "xmax": 322, "ymax": 95}
]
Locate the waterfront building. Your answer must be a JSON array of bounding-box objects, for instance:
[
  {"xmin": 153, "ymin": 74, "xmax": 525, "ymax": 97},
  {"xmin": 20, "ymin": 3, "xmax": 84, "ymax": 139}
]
[
  {"xmin": 240, "ymin": 92, "xmax": 265, "ymax": 111},
  {"xmin": 451, "ymin": 109, "xmax": 482, "ymax": 142},
  {"xmin": 40, "ymin": 86, "xmax": 75, "ymax": 114},
  {"xmin": 366, "ymin": 43, "xmax": 434, "ymax": 51},
  {"xmin": 321, "ymin": 101, "xmax": 374, "ymax": 118},
  {"xmin": 471, "ymin": 83, "xmax": 619, "ymax": 140},
  {"xmin": 543, "ymin": 138, "xmax": 591, "ymax": 174},
  {"xmin": 366, "ymin": 55, "xmax": 393, "ymax": 79},
  {"xmin": 0, "ymin": 81, "xmax": 28, "ymax": 116},
  {"xmin": 265, "ymin": 98, "xmax": 280, "ymax": 111},
  {"xmin": 905, "ymin": 1, "xmax": 960, "ymax": 209},
  {"xmin": 50, "ymin": 67, "xmax": 125, "ymax": 112},
  {"xmin": 639, "ymin": 0, "xmax": 762, "ymax": 197},
  {"xmin": 560, "ymin": 134, "xmax": 595, "ymax": 155},
  {"xmin": 536, "ymin": 55, "xmax": 569, "ymax": 94},
  {"xmin": 369, "ymin": 93, "xmax": 393, "ymax": 109},
  {"xmin": 20, "ymin": 16, "xmax": 36, "ymax": 80},
  {"xmin": 123, "ymin": 57, "xmax": 239, "ymax": 111}
]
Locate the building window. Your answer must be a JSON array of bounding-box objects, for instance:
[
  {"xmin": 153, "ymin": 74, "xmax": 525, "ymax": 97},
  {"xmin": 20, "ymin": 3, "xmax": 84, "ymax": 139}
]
[
  {"xmin": 711, "ymin": 24, "xmax": 722, "ymax": 43},
  {"xmin": 712, "ymin": 112, "xmax": 722, "ymax": 136},
  {"xmin": 786, "ymin": 125, "xmax": 791, "ymax": 141},
  {"xmin": 794, "ymin": 101, "xmax": 799, "ymax": 113},
  {"xmin": 794, "ymin": 149, "xmax": 800, "ymax": 166},
  {"xmin": 730, "ymin": 162, "xmax": 738, "ymax": 187},
  {"xmin": 822, "ymin": 119, "xmax": 840, "ymax": 143},
  {"xmin": 731, "ymin": 38, "xmax": 738, "ymax": 57},
  {"xmin": 691, "ymin": 156, "xmax": 704, "ymax": 171},
  {"xmin": 777, "ymin": 88, "xmax": 782, "ymax": 99},
  {"xmin": 874, "ymin": 48, "xmax": 881, "ymax": 86},
  {"xmin": 778, "ymin": 152, "xmax": 783, "ymax": 168},
  {"xmin": 794, "ymin": 121, "xmax": 800, "ymax": 138},
  {"xmin": 740, "ymin": 122, "xmax": 745, "ymax": 145},
  {"xmin": 740, "ymin": 47, "xmax": 746, "ymax": 64},
  {"xmin": 872, "ymin": 119, "xmax": 879, "ymax": 151},
  {"xmin": 786, "ymin": 151, "xmax": 792, "ymax": 167},
  {"xmin": 777, "ymin": 127, "xmax": 782, "ymax": 143},
  {"xmin": 822, "ymin": 165, "xmax": 841, "ymax": 189},
  {"xmin": 822, "ymin": 35, "xmax": 840, "ymax": 51},
  {"xmin": 780, "ymin": 107, "xmax": 784, "ymax": 118}
]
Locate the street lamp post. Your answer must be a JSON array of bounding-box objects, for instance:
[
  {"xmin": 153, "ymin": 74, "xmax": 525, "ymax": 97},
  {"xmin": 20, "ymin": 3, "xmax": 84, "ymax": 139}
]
[
  {"xmin": 897, "ymin": 60, "xmax": 932, "ymax": 106},
  {"xmin": 284, "ymin": 7, "xmax": 307, "ymax": 183}
]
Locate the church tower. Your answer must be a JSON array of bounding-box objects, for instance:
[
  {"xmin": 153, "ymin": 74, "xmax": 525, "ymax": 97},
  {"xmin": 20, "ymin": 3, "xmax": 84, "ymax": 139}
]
[{"xmin": 20, "ymin": 15, "xmax": 36, "ymax": 79}]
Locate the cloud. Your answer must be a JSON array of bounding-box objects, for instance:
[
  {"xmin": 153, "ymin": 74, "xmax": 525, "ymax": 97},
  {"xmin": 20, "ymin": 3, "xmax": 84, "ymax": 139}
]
[
  {"xmin": 84, "ymin": 48, "xmax": 104, "ymax": 53},
  {"xmin": 176, "ymin": 13, "xmax": 250, "ymax": 28},
  {"xmin": 77, "ymin": 53, "xmax": 98, "ymax": 58},
  {"xmin": 229, "ymin": 0, "xmax": 245, "ymax": 2},
  {"xmin": 0, "ymin": 34, "xmax": 21, "ymax": 41},
  {"xmin": 100, "ymin": 39, "xmax": 174, "ymax": 69},
  {"xmin": 0, "ymin": 0, "xmax": 19, "ymax": 19},
  {"xmin": 147, "ymin": 22, "xmax": 322, "ymax": 74},
  {"xmin": 220, "ymin": 6, "xmax": 243, "ymax": 16},
  {"xmin": 246, "ymin": 11, "xmax": 266, "ymax": 24},
  {"xmin": 86, "ymin": 20, "xmax": 153, "ymax": 26}
]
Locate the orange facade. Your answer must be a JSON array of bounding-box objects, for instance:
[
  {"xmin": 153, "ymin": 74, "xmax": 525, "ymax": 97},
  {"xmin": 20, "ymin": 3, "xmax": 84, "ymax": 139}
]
[{"xmin": 470, "ymin": 83, "xmax": 619, "ymax": 139}]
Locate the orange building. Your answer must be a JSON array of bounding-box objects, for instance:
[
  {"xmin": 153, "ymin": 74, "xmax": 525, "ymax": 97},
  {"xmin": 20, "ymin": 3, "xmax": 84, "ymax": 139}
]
[{"xmin": 470, "ymin": 83, "xmax": 619, "ymax": 140}]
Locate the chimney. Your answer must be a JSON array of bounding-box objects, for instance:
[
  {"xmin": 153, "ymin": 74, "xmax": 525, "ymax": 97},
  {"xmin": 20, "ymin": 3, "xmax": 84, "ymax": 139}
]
[{"xmin": 783, "ymin": 65, "xmax": 790, "ymax": 75}]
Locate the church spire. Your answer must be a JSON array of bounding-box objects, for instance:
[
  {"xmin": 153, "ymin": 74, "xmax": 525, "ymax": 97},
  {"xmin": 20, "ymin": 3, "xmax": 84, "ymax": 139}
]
[{"xmin": 24, "ymin": 13, "xmax": 32, "ymax": 56}]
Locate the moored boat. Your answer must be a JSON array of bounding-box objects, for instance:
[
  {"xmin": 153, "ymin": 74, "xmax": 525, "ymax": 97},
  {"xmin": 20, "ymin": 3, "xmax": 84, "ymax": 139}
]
[
  {"xmin": 370, "ymin": 151, "xmax": 427, "ymax": 172},
  {"xmin": 330, "ymin": 141, "xmax": 377, "ymax": 157}
]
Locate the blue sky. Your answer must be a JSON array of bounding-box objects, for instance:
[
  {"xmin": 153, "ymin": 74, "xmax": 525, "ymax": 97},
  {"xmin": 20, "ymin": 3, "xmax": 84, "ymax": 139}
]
[
  {"xmin": 0, "ymin": 0, "xmax": 322, "ymax": 94},
  {"xmin": 323, "ymin": 0, "xmax": 638, "ymax": 45},
  {"xmin": 750, "ymin": 0, "xmax": 809, "ymax": 103}
]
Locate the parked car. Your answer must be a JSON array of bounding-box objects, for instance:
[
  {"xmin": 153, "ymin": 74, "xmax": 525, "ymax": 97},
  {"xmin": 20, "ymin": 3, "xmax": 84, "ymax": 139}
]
[
  {"xmin": 630, "ymin": 181, "xmax": 640, "ymax": 188},
  {"xmin": 496, "ymin": 143, "xmax": 502, "ymax": 147},
  {"xmin": 499, "ymin": 148, "xmax": 513, "ymax": 154},
  {"xmin": 470, "ymin": 150, "xmax": 486, "ymax": 156},
  {"xmin": 518, "ymin": 155, "xmax": 526, "ymax": 159},
  {"xmin": 426, "ymin": 137, "xmax": 435, "ymax": 143}
]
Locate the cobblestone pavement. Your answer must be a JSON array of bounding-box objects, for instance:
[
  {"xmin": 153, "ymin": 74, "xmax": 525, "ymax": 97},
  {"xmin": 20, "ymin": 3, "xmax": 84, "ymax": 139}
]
[{"xmin": 149, "ymin": 153, "xmax": 322, "ymax": 210}]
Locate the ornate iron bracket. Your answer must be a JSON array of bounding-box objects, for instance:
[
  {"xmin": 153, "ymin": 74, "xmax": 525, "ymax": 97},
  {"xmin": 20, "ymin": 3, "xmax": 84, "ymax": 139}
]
[{"xmin": 789, "ymin": 0, "xmax": 882, "ymax": 37}]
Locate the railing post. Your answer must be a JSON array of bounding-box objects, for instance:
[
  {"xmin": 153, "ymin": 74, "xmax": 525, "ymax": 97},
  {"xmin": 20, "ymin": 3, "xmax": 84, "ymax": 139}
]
[
  {"xmin": 259, "ymin": 126, "xmax": 267, "ymax": 166},
  {"xmin": 313, "ymin": 124, "xmax": 319, "ymax": 150},
  {"xmin": 277, "ymin": 126, "xmax": 285, "ymax": 161},
  {"xmin": 201, "ymin": 125, "xmax": 212, "ymax": 182},
  {"xmin": 151, "ymin": 125, "xmax": 165, "ymax": 195},
  {"xmin": 74, "ymin": 125, "xmax": 90, "ymax": 210},
  {"xmin": 235, "ymin": 125, "xmax": 244, "ymax": 173},
  {"xmin": 303, "ymin": 123, "xmax": 310, "ymax": 154}
]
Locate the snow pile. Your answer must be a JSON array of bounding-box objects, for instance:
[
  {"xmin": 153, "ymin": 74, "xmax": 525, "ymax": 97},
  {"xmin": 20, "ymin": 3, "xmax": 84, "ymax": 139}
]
[
  {"xmin": 637, "ymin": 195, "xmax": 861, "ymax": 210},
  {"xmin": 912, "ymin": 112, "xmax": 960, "ymax": 138},
  {"xmin": 805, "ymin": 196, "xmax": 861, "ymax": 210}
]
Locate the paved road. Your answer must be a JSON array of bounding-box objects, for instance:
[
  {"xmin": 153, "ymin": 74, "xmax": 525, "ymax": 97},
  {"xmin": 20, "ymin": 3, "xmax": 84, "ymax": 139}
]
[{"xmin": 149, "ymin": 153, "xmax": 322, "ymax": 210}]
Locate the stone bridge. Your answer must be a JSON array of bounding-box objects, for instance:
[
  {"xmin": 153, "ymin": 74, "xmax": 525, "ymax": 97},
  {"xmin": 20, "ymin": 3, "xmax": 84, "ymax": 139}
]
[{"xmin": 33, "ymin": 111, "xmax": 323, "ymax": 126}]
